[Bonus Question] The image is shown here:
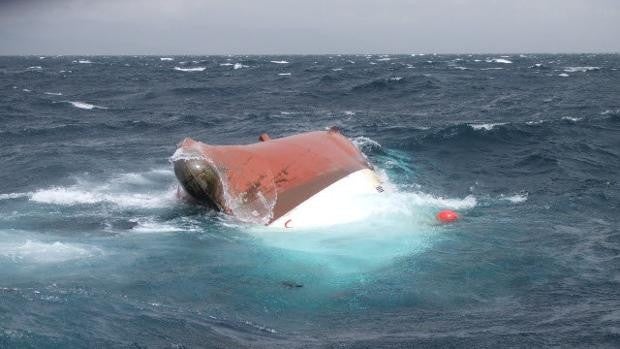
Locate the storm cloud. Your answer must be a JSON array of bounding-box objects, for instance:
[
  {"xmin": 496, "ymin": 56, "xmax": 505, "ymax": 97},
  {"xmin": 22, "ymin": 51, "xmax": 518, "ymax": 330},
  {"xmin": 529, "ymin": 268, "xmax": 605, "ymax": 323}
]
[{"xmin": 1, "ymin": 0, "xmax": 619, "ymax": 54}]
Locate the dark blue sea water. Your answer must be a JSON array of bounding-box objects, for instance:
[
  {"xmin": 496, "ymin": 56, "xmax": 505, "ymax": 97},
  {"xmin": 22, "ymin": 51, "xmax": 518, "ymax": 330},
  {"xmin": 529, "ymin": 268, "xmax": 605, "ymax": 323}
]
[{"xmin": 1, "ymin": 54, "xmax": 619, "ymax": 348}]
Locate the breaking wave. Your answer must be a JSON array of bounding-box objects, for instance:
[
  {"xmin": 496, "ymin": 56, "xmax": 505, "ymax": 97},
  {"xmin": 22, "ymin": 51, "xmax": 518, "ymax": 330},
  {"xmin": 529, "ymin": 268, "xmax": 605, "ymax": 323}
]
[
  {"xmin": 564, "ymin": 66, "xmax": 600, "ymax": 73},
  {"xmin": 469, "ymin": 122, "xmax": 508, "ymax": 131},
  {"xmin": 173, "ymin": 66, "xmax": 206, "ymax": 72},
  {"xmin": 2, "ymin": 169, "xmax": 177, "ymax": 211},
  {"xmin": 487, "ymin": 58, "xmax": 513, "ymax": 64},
  {"xmin": 30, "ymin": 187, "xmax": 173, "ymax": 208},
  {"xmin": 66, "ymin": 101, "xmax": 107, "ymax": 110},
  {"xmin": 500, "ymin": 193, "xmax": 528, "ymax": 203}
]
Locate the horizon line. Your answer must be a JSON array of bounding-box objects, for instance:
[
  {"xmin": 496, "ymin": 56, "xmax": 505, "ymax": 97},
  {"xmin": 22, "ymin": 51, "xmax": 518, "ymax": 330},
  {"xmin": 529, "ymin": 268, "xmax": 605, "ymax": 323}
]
[{"xmin": 1, "ymin": 52, "xmax": 619, "ymax": 57}]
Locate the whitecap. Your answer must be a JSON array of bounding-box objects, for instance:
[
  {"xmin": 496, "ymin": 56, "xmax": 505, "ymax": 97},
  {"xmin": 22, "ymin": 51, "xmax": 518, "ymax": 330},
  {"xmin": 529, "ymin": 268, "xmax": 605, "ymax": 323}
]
[
  {"xmin": 389, "ymin": 76, "xmax": 403, "ymax": 81},
  {"xmin": 44, "ymin": 92, "xmax": 62, "ymax": 96},
  {"xmin": 0, "ymin": 192, "xmax": 30, "ymax": 200},
  {"xmin": 27, "ymin": 66, "xmax": 42, "ymax": 70},
  {"xmin": 219, "ymin": 63, "xmax": 234, "ymax": 66},
  {"xmin": 67, "ymin": 101, "xmax": 107, "ymax": 110},
  {"xmin": 77, "ymin": 60, "xmax": 93, "ymax": 64},
  {"xmin": 562, "ymin": 116, "xmax": 582, "ymax": 122},
  {"xmin": 500, "ymin": 193, "xmax": 528, "ymax": 203},
  {"xmin": 30, "ymin": 182, "xmax": 174, "ymax": 209},
  {"xmin": 22, "ymin": 89, "xmax": 31, "ymax": 92},
  {"xmin": 270, "ymin": 60, "xmax": 289, "ymax": 64},
  {"xmin": 558, "ymin": 73, "xmax": 570, "ymax": 77},
  {"xmin": 564, "ymin": 66, "xmax": 600, "ymax": 73},
  {"xmin": 601, "ymin": 109, "xmax": 619, "ymax": 115},
  {"xmin": 487, "ymin": 58, "xmax": 513, "ymax": 64},
  {"xmin": 160, "ymin": 57, "xmax": 174, "ymax": 61},
  {"xmin": 344, "ymin": 111, "xmax": 355, "ymax": 116},
  {"xmin": 526, "ymin": 120, "xmax": 544, "ymax": 125},
  {"xmin": 469, "ymin": 122, "xmax": 507, "ymax": 131},
  {"xmin": 332, "ymin": 68, "xmax": 343, "ymax": 71},
  {"xmin": 278, "ymin": 72, "xmax": 291, "ymax": 76},
  {"xmin": 233, "ymin": 63, "xmax": 248, "ymax": 69},
  {"xmin": 242, "ymin": 320, "xmax": 277, "ymax": 334},
  {"xmin": 173, "ymin": 66, "xmax": 206, "ymax": 72},
  {"xmin": 376, "ymin": 58, "xmax": 391, "ymax": 61}
]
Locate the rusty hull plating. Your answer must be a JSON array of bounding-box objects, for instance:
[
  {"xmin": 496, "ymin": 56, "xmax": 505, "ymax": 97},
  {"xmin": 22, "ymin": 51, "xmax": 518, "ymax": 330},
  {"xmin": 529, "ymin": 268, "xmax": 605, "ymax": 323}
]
[{"xmin": 172, "ymin": 129, "xmax": 374, "ymax": 225}]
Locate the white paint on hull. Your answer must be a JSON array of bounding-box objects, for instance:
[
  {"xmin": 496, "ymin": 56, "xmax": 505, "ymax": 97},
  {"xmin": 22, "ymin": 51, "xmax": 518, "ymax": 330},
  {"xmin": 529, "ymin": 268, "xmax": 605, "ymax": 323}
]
[{"xmin": 269, "ymin": 169, "xmax": 384, "ymax": 229}]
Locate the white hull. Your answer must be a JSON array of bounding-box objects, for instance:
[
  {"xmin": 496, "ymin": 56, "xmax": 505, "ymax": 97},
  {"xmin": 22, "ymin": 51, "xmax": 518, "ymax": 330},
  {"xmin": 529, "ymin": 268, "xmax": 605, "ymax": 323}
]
[{"xmin": 269, "ymin": 169, "xmax": 384, "ymax": 228}]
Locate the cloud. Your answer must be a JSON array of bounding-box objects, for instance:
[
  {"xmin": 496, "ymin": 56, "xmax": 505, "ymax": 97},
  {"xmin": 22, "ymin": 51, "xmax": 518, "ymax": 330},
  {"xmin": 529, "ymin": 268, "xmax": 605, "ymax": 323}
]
[{"xmin": 1, "ymin": 0, "xmax": 619, "ymax": 54}]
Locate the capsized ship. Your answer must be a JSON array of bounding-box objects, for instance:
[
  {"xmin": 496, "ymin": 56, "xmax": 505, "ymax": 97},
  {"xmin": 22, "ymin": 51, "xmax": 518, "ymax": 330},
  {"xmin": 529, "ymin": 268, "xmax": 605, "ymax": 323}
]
[{"xmin": 172, "ymin": 128, "xmax": 384, "ymax": 228}]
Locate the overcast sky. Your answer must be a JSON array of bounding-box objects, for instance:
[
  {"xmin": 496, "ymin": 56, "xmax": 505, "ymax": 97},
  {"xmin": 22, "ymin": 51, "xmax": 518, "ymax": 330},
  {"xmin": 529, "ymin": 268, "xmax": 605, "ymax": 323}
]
[{"xmin": 1, "ymin": 0, "xmax": 619, "ymax": 54}]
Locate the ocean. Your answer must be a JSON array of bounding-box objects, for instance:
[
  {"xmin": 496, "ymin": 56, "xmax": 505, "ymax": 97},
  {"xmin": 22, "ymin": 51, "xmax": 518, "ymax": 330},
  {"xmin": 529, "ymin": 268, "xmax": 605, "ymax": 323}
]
[{"xmin": 0, "ymin": 54, "xmax": 618, "ymax": 348}]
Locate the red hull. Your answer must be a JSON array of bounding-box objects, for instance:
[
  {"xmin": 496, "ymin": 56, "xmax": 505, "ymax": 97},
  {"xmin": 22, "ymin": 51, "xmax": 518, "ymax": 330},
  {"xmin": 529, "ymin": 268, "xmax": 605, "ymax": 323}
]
[{"xmin": 172, "ymin": 129, "xmax": 373, "ymax": 224}]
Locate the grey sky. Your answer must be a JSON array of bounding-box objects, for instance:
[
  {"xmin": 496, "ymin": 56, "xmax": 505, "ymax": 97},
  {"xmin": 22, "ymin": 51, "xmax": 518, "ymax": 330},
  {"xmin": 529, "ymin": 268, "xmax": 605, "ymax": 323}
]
[{"xmin": 1, "ymin": 0, "xmax": 619, "ymax": 54}]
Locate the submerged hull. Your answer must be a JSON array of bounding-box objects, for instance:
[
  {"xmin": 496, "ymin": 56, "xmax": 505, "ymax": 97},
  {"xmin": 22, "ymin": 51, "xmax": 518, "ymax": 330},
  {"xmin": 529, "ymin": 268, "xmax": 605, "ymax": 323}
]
[{"xmin": 172, "ymin": 129, "xmax": 383, "ymax": 227}]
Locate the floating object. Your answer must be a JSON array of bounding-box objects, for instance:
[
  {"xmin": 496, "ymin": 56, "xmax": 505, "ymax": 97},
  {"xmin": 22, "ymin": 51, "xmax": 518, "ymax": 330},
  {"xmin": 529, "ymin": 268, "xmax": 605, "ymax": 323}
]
[
  {"xmin": 436, "ymin": 210, "xmax": 459, "ymax": 223},
  {"xmin": 172, "ymin": 129, "xmax": 383, "ymax": 228}
]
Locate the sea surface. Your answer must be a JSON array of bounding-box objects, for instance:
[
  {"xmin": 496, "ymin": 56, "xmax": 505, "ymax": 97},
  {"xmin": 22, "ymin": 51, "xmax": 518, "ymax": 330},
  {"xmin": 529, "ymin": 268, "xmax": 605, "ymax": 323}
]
[{"xmin": 0, "ymin": 54, "xmax": 619, "ymax": 348}]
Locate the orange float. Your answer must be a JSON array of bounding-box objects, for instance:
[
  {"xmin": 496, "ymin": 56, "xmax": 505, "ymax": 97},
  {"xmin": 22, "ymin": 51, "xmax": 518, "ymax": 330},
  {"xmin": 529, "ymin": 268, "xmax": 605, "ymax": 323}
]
[
  {"xmin": 436, "ymin": 210, "xmax": 459, "ymax": 223},
  {"xmin": 172, "ymin": 128, "xmax": 384, "ymax": 228}
]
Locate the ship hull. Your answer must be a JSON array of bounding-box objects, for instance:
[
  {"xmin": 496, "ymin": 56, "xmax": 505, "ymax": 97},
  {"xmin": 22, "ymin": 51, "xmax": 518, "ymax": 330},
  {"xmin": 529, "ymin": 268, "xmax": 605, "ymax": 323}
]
[{"xmin": 172, "ymin": 129, "xmax": 383, "ymax": 227}]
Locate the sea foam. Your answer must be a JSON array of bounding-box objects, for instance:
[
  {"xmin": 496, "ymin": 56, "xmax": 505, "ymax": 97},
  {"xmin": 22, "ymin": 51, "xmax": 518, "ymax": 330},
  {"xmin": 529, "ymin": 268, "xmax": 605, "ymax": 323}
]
[
  {"xmin": 67, "ymin": 101, "xmax": 107, "ymax": 110},
  {"xmin": 500, "ymin": 193, "xmax": 528, "ymax": 203},
  {"xmin": 29, "ymin": 186, "xmax": 172, "ymax": 209},
  {"xmin": 0, "ymin": 193, "xmax": 30, "ymax": 200},
  {"xmin": 469, "ymin": 122, "xmax": 507, "ymax": 131},
  {"xmin": 173, "ymin": 67, "xmax": 206, "ymax": 72},
  {"xmin": 564, "ymin": 66, "xmax": 600, "ymax": 73},
  {"xmin": 487, "ymin": 58, "xmax": 513, "ymax": 64},
  {"xmin": 0, "ymin": 240, "xmax": 102, "ymax": 263}
]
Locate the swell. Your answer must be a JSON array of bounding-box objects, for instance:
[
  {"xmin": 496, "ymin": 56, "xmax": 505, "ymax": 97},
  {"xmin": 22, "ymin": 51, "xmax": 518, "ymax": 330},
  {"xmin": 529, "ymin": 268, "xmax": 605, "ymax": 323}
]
[
  {"xmin": 349, "ymin": 75, "xmax": 442, "ymax": 94},
  {"xmin": 409, "ymin": 117, "xmax": 618, "ymax": 156}
]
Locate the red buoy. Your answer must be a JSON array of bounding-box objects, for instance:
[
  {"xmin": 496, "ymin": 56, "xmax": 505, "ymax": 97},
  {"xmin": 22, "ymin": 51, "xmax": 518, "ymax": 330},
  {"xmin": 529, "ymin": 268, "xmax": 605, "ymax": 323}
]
[{"xmin": 437, "ymin": 210, "xmax": 459, "ymax": 223}]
